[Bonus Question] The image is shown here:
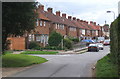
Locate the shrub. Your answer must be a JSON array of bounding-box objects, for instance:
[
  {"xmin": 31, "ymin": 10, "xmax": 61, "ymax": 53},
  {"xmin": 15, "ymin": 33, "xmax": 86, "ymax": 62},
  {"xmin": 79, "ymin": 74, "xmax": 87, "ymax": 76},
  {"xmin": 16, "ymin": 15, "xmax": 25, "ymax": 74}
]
[
  {"xmin": 63, "ymin": 38, "xmax": 73, "ymax": 49},
  {"xmin": 28, "ymin": 41, "xmax": 40, "ymax": 49},
  {"xmin": 48, "ymin": 31, "xmax": 63, "ymax": 46}
]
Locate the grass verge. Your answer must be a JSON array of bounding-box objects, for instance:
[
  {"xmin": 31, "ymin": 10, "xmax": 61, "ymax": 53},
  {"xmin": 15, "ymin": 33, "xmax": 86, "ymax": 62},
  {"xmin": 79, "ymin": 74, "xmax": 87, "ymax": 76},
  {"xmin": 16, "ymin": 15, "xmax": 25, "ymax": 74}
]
[
  {"xmin": 96, "ymin": 54, "xmax": 119, "ymax": 77},
  {"xmin": 21, "ymin": 51, "xmax": 58, "ymax": 54},
  {"xmin": 2, "ymin": 54, "xmax": 48, "ymax": 67}
]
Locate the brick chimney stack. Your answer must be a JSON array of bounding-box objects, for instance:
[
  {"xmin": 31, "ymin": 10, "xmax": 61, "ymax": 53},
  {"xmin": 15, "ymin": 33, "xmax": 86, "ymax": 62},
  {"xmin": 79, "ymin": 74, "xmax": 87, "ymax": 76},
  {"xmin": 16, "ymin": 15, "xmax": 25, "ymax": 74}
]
[
  {"xmin": 47, "ymin": 7, "xmax": 53, "ymax": 13},
  {"xmin": 80, "ymin": 20, "xmax": 83, "ymax": 22},
  {"xmin": 62, "ymin": 13, "xmax": 66, "ymax": 18},
  {"xmin": 77, "ymin": 19, "xmax": 80, "ymax": 21},
  {"xmin": 38, "ymin": 5, "xmax": 44, "ymax": 10},
  {"xmin": 56, "ymin": 11, "xmax": 60, "ymax": 16},
  {"xmin": 93, "ymin": 22, "xmax": 96, "ymax": 25},
  {"xmin": 90, "ymin": 21, "xmax": 93, "ymax": 24},
  {"xmin": 68, "ymin": 16, "xmax": 72, "ymax": 20},
  {"xmin": 73, "ymin": 17, "xmax": 76, "ymax": 20}
]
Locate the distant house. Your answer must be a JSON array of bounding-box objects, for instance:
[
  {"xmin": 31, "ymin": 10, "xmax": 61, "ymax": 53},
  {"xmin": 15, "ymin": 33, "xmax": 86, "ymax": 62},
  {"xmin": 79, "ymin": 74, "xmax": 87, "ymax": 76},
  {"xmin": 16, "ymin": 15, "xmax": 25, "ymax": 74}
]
[{"xmin": 102, "ymin": 24, "xmax": 110, "ymax": 38}]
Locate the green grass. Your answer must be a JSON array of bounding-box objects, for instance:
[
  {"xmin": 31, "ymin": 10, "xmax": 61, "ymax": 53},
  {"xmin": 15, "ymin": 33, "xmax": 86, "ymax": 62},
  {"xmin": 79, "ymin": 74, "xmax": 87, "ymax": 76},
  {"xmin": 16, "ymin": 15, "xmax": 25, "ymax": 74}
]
[
  {"xmin": 3, "ymin": 50, "xmax": 13, "ymax": 54},
  {"xmin": 21, "ymin": 51, "xmax": 58, "ymax": 54},
  {"xmin": 96, "ymin": 54, "xmax": 119, "ymax": 77},
  {"xmin": 2, "ymin": 54, "xmax": 48, "ymax": 67}
]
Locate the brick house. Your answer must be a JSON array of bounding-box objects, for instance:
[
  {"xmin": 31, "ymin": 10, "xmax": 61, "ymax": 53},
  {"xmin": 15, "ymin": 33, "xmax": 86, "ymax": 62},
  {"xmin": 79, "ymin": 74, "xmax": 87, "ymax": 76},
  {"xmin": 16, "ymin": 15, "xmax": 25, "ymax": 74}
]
[{"xmin": 7, "ymin": 4, "xmax": 104, "ymax": 50}]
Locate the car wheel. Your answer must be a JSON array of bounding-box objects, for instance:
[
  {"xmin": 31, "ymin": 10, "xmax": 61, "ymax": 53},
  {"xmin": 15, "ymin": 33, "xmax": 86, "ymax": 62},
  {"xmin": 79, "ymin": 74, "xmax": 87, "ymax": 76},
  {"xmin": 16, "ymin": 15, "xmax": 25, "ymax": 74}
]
[{"xmin": 102, "ymin": 48, "xmax": 103, "ymax": 50}]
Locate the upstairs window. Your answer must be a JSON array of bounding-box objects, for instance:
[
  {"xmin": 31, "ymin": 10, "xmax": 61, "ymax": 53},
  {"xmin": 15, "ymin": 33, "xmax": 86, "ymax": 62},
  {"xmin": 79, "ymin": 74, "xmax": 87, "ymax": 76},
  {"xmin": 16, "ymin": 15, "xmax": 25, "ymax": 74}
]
[
  {"xmin": 36, "ymin": 19, "xmax": 39, "ymax": 26},
  {"xmin": 40, "ymin": 21, "xmax": 42, "ymax": 26},
  {"xmin": 44, "ymin": 21, "xmax": 46, "ymax": 26}
]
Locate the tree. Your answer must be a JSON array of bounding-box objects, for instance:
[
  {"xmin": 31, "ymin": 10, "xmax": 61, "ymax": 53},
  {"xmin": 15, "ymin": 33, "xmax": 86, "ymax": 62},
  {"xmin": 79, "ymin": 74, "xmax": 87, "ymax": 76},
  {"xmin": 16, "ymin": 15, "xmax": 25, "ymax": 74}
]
[
  {"xmin": 2, "ymin": 2, "xmax": 38, "ymax": 53},
  {"xmin": 48, "ymin": 31, "xmax": 63, "ymax": 46}
]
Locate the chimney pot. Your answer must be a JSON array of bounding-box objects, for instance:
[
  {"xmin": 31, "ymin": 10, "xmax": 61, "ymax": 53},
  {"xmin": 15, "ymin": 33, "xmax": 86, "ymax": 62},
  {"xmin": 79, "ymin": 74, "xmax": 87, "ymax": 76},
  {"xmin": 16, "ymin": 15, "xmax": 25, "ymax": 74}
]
[
  {"xmin": 73, "ymin": 17, "xmax": 76, "ymax": 20},
  {"xmin": 77, "ymin": 19, "xmax": 80, "ymax": 21},
  {"xmin": 62, "ymin": 13, "xmax": 66, "ymax": 18},
  {"xmin": 94, "ymin": 22, "xmax": 96, "ymax": 25},
  {"xmin": 47, "ymin": 7, "xmax": 53, "ymax": 13},
  {"xmin": 56, "ymin": 11, "xmax": 60, "ymax": 16},
  {"xmin": 38, "ymin": 5, "xmax": 44, "ymax": 10},
  {"xmin": 90, "ymin": 21, "xmax": 93, "ymax": 24},
  {"xmin": 68, "ymin": 16, "xmax": 72, "ymax": 20}
]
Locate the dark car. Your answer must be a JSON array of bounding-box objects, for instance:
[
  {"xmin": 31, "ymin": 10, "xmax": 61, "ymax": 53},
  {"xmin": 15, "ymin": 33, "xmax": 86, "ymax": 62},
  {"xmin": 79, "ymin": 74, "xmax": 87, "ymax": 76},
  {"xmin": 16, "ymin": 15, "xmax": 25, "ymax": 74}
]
[{"xmin": 88, "ymin": 44, "xmax": 99, "ymax": 52}]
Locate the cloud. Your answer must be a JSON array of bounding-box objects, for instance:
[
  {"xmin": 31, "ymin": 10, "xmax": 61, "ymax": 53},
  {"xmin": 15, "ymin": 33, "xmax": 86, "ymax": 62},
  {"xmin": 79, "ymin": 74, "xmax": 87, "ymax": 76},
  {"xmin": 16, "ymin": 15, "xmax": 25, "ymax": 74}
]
[{"xmin": 37, "ymin": 0, "xmax": 119, "ymax": 25}]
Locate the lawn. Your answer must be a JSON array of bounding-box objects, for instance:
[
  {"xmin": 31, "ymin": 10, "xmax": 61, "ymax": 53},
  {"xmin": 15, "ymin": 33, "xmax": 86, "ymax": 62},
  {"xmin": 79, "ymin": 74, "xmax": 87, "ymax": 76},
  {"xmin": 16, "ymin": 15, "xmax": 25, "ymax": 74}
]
[
  {"xmin": 2, "ymin": 54, "xmax": 48, "ymax": 67},
  {"xmin": 96, "ymin": 54, "xmax": 119, "ymax": 77},
  {"xmin": 21, "ymin": 51, "xmax": 58, "ymax": 54}
]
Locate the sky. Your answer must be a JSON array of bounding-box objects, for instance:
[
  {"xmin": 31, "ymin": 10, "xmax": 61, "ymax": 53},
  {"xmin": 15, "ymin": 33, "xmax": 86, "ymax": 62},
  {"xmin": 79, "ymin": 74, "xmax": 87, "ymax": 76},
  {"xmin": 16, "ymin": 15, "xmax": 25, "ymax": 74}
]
[{"xmin": 37, "ymin": 0, "xmax": 119, "ymax": 26}]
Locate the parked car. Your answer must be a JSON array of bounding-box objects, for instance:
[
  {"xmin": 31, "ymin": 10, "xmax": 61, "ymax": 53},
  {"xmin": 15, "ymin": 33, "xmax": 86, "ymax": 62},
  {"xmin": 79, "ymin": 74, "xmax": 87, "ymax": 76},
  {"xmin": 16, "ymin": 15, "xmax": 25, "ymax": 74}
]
[
  {"xmin": 97, "ymin": 43, "xmax": 104, "ymax": 50},
  {"xmin": 103, "ymin": 40, "xmax": 110, "ymax": 45},
  {"xmin": 88, "ymin": 44, "xmax": 99, "ymax": 52}
]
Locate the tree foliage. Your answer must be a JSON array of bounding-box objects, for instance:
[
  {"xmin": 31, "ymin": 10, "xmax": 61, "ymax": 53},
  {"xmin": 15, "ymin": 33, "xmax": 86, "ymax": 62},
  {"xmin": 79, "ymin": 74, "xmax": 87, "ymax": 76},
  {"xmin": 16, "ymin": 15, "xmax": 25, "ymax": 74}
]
[
  {"xmin": 2, "ymin": 2, "xmax": 38, "ymax": 52},
  {"xmin": 48, "ymin": 31, "xmax": 63, "ymax": 46}
]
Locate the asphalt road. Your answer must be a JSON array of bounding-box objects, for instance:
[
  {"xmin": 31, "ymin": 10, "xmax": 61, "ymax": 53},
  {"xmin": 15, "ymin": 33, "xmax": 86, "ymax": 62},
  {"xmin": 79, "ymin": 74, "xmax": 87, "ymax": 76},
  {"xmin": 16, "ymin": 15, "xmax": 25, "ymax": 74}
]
[{"xmin": 11, "ymin": 46, "xmax": 110, "ymax": 77}]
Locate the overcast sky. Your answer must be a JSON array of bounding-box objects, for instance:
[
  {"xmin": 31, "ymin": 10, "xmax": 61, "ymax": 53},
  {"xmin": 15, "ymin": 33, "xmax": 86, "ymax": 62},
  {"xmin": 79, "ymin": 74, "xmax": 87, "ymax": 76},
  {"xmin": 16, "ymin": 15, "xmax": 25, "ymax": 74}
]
[{"xmin": 37, "ymin": 0, "xmax": 119, "ymax": 26}]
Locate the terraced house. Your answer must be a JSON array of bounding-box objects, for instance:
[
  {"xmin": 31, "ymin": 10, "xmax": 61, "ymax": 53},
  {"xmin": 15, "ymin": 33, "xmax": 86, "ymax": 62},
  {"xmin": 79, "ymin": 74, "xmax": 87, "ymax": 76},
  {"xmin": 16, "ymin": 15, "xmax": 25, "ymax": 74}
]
[{"xmin": 8, "ymin": 4, "xmax": 104, "ymax": 50}]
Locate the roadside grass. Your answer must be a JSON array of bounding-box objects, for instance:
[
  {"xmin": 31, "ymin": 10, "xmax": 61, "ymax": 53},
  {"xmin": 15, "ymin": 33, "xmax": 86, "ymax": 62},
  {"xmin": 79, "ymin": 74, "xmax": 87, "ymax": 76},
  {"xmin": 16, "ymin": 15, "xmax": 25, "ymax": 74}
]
[
  {"xmin": 21, "ymin": 51, "xmax": 58, "ymax": 54},
  {"xmin": 3, "ymin": 50, "xmax": 13, "ymax": 54},
  {"xmin": 2, "ymin": 54, "xmax": 48, "ymax": 67},
  {"xmin": 96, "ymin": 54, "xmax": 119, "ymax": 77}
]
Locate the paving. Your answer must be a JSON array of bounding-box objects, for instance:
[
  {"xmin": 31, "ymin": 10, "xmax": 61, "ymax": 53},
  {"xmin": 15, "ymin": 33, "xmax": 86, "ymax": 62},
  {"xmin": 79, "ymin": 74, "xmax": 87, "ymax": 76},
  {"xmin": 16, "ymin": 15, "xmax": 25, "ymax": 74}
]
[{"xmin": 10, "ymin": 46, "xmax": 110, "ymax": 77}]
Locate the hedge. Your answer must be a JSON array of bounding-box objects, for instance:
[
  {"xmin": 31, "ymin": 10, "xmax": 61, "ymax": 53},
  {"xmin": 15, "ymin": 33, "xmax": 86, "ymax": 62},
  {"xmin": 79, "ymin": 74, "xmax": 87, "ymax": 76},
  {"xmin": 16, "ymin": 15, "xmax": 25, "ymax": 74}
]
[{"xmin": 110, "ymin": 14, "xmax": 120, "ymax": 75}]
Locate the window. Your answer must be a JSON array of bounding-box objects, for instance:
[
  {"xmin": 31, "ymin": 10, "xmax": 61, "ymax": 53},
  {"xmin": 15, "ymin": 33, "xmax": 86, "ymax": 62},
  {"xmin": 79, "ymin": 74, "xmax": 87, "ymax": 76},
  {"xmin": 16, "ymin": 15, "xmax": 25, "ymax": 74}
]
[
  {"xmin": 36, "ymin": 36, "xmax": 41, "ymax": 41},
  {"xmin": 29, "ymin": 34, "xmax": 34, "ymax": 41},
  {"xmin": 56, "ymin": 24, "xmax": 58, "ymax": 29},
  {"xmin": 44, "ymin": 21, "xmax": 46, "ymax": 26},
  {"xmin": 40, "ymin": 21, "xmax": 42, "ymax": 26},
  {"xmin": 36, "ymin": 19, "xmax": 39, "ymax": 26},
  {"xmin": 58, "ymin": 24, "xmax": 59, "ymax": 29}
]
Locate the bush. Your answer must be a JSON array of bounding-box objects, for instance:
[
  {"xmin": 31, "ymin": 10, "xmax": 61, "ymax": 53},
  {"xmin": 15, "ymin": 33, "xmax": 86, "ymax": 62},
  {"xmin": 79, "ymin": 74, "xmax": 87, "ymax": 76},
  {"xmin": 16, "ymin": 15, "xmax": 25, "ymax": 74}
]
[
  {"xmin": 28, "ymin": 41, "xmax": 40, "ymax": 49},
  {"xmin": 71, "ymin": 38, "xmax": 79, "ymax": 43},
  {"xmin": 63, "ymin": 38, "xmax": 73, "ymax": 49},
  {"xmin": 48, "ymin": 31, "xmax": 63, "ymax": 46}
]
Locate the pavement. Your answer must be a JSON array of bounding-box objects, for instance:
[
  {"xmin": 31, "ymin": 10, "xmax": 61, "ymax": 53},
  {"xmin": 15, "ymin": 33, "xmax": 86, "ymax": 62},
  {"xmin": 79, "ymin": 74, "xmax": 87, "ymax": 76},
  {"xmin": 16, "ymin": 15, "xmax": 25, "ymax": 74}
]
[{"xmin": 8, "ymin": 46, "xmax": 110, "ymax": 77}]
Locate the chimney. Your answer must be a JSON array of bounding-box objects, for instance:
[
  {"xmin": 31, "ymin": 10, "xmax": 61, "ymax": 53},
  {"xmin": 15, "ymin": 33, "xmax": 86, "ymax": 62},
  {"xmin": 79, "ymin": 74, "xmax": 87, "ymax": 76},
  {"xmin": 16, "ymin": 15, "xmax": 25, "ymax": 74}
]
[
  {"xmin": 68, "ymin": 16, "xmax": 72, "ymax": 20},
  {"xmin": 90, "ymin": 21, "xmax": 93, "ymax": 24},
  {"xmin": 56, "ymin": 11, "xmax": 60, "ymax": 16},
  {"xmin": 62, "ymin": 13, "xmax": 66, "ymax": 18},
  {"xmin": 38, "ymin": 5, "xmax": 44, "ymax": 10},
  {"xmin": 73, "ymin": 17, "xmax": 76, "ymax": 20},
  {"xmin": 93, "ymin": 22, "xmax": 96, "ymax": 25},
  {"xmin": 77, "ymin": 19, "xmax": 80, "ymax": 21},
  {"xmin": 47, "ymin": 7, "xmax": 53, "ymax": 13},
  {"xmin": 80, "ymin": 20, "xmax": 83, "ymax": 22},
  {"xmin": 86, "ymin": 21, "xmax": 88, "ymax": 24}
]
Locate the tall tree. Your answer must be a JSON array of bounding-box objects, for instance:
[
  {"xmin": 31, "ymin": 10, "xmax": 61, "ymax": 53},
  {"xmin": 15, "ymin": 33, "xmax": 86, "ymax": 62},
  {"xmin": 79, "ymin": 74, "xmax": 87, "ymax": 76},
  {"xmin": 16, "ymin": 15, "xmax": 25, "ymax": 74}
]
[{"xmin": 2, "ymin": 2, "xmax": 38, "ymax": 53}]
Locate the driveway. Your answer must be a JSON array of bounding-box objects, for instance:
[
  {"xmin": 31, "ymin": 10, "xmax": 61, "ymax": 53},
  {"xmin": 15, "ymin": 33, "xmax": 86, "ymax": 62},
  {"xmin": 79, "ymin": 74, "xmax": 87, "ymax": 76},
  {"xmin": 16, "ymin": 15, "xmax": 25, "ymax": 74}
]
[{"xmin": 11, "ymin": 46, "xmax": 110, "ymax": 77}]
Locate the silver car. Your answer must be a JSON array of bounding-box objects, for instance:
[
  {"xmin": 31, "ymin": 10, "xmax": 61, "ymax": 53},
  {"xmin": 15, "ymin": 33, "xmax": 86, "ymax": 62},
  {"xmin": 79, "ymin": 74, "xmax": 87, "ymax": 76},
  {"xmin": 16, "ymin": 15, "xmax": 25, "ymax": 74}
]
[
  {"xmin": 88, "ymin": 44, "xmax": 99, "ymax": 52},
  {"xmin": 97, "ymin": 43, "xmax": 104, "ymax": 50}
]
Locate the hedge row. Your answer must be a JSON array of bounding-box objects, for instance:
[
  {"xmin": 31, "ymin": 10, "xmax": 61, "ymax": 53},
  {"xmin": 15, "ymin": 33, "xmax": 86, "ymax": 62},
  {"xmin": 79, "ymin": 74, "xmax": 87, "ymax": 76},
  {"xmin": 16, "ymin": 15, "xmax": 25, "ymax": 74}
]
[{"xmin": 110, "ymin": 14, "xmax": 120, "ymax": 75}]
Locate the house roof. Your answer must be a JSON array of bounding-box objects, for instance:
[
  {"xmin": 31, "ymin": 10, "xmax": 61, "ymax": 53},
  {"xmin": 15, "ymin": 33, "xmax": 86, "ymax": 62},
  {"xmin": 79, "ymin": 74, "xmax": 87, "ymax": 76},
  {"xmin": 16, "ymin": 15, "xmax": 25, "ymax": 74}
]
[
  {"xmin": 36, "ymin": 9, "xmax": 50, "ymax": 21},
  {"xmin": 89, "ymin": 23, "xmax": 98, "ymax": 30},
  {"xmin": 80, "ymin": 21, "xmax": 91, "ymax": 30},
  {"xmin": 71, "ymin": 20, "xmax": 85, "ymax": 29}
]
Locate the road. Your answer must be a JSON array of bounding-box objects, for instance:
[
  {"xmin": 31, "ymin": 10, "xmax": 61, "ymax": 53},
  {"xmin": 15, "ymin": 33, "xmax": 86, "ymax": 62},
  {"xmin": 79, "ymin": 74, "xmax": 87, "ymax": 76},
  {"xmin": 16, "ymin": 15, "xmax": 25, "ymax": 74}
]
[{"xmin": 11, "ymin": 46, "xmax": 110, "ymax": 77}]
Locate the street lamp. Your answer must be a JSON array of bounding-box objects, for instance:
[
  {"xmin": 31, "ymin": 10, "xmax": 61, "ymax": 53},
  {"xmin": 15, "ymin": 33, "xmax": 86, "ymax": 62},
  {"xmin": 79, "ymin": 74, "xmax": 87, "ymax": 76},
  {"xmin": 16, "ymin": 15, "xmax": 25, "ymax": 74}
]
[{"xmin": 106, "ymin": 11, "xmax": 115, "ymax": 20}]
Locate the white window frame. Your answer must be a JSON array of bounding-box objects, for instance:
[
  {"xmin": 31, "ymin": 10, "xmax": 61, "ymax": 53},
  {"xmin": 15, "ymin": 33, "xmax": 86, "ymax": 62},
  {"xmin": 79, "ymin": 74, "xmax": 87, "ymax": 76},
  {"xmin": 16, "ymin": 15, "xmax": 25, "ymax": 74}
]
[
  {"xmin": 36, "ymin": 19, "xmax": 39, "ymax": 26},
  {"xmin": 56, "ymin": 24, "xmax": 58, "ymax": 29},
  {"xmin": 44, "ymin": 21, "xmax": 46, "ymax": 26},
  {"xmin": 40, "ymin": 21, "xmax": 42, "ymax": 26}
]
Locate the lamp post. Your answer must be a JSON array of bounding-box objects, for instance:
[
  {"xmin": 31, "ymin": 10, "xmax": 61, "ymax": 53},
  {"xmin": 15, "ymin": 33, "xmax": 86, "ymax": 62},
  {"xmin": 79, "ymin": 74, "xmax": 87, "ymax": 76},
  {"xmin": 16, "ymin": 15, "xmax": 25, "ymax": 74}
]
[{"xmin": 106, "ymin": 11, "xmax": 115, "ymax": 20}]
